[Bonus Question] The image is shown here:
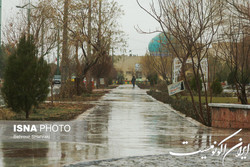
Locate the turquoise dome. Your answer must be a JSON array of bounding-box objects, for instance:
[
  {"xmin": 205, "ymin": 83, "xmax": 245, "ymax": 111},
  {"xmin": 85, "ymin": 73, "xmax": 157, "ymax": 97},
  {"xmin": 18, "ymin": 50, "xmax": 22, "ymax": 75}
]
[{"xmin": 148, "ymin": 33, "xmax": 172, "ymax": 56}]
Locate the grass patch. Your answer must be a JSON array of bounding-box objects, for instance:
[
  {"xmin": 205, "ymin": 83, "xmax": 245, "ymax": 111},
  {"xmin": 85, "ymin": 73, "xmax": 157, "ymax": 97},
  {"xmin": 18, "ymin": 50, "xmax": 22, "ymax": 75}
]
[
  {"xmin": 1, "ymin": 90, "xmax": 109, "ymax": 121},
  {"xmin": 106, "ymin": 85, "xmax": 119, "ymax": 89},
  {"xmin": 0, "ymin": 108, "xmax": 16, "ymax": 120},
  {"xmin": 147, "ymin": 90, "xmax": 249, "ymax": 126},
  {"xmin": 10, "ymin": 103, "xmax": 94, "ymax": 121},
  {"xmin": 0, "ymin": 86, "xmax": 113, "ymax": 121},
  {"xmin": 81, "ymin": 92, "xmax": 107, "ymax": 101},
  {"xmin": 137, "ymin": 83, "xmax": 151, "ymax": 89},
  {"xmin": 47, "ymin": 90, "xmax": 109, "ymax": 102},
  {"xmin": 177, "ymin": 96, "xmax": 248, "ymax": 104}
]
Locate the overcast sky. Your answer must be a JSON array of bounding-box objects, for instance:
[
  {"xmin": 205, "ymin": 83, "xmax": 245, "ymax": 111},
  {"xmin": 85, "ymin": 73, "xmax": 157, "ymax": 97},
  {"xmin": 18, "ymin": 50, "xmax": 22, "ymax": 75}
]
[
  {"xmin": 1, "ymin": 0, "xmax": 160, "ymax": 56},
  {"xmin": 117, "ymin": 0, "xmax": 160, "ymax": 56}
]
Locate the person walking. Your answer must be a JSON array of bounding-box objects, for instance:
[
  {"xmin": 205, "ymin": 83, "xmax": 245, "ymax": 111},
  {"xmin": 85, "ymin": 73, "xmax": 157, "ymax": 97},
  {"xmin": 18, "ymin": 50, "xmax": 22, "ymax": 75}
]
[{"xmin": 131, "ymin": 76, "xmax": 136, "ymax": 88}]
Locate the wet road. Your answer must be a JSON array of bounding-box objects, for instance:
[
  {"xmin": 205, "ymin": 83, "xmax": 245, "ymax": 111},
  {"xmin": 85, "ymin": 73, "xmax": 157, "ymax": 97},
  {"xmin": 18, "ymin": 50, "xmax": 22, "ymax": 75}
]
[{"xmin": 0, "ymin": 85, "xmax": 249, "ymax": 167}]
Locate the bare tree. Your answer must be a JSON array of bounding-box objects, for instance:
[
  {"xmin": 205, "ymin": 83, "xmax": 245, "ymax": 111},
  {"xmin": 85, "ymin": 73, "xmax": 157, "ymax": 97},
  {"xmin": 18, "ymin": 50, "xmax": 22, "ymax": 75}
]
[
  {"xmin": 147, "ymin": 33, "xmax": 173, "ymax": 82},
  {"xmin": 3, "ymin": 0, "xmax": 58, "ymax": 58},
  {"xmin": 140, "ymin": 53, "xmax": 159, "ymax": 86},
  {"xmin": 225, "ymin": 0, "xmax": 250, "ymax": 20},
  {"xmin": 67, "ymin": 0, "xmax": 125, "ymax": 88},
  {"xmin": 217, "ymin": 1, "xmax": 250, "ymax": 104},
  {"xmin": 91, "ymin": 54, "xmax": 113, "ymax": 88},
  {"xmin": 137, "ymin": 0, "xmax": 223, "ymax": 125},
  {"xmin": 4, "ymin": 0, "xmax": 126, "ymax": 97},
  {"xmin": 60, "ymin": 0, "xmax": 70, "ymax": 83},
  {"xmin": 141, "ymin": 52, "xmax": 157, "ymax": 79}
]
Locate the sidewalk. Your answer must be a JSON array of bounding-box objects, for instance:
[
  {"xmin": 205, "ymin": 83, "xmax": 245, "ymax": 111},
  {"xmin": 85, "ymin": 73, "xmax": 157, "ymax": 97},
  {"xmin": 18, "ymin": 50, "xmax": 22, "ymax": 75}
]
[
  {"xmin": 0, "ymin": 85, "xmax": 249, "ymax": 167},
  {"xmin": 65, "ymin": 84, "xmax": 250, "ymax": 167}
]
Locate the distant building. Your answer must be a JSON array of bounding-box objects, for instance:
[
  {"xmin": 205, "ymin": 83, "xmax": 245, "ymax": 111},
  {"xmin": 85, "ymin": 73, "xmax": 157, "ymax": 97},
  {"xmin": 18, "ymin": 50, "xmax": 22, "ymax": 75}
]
[
  {"xmin": 113, "ymin": 55, "xmax": 146, "ymax": 81},
  {"xmin": 148, "ymin": 32, "xmax": 176, "ymax": 57}
]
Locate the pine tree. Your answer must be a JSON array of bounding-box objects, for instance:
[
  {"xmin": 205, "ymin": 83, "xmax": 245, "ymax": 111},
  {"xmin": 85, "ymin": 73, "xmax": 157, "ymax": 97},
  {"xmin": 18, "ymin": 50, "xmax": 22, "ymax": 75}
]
[
  {"xmin": 211, "ymin": 79, "xmax": 223, "ymax": 95},
  {"xmin": 1, "ymin": 35, "xmax": 50, "ymax": 119},
  {"xmin": 189, "ymin": 75, "xmax": 202, "ymax": 92},
  {"xmin": 0, "ymin": 47, "xmax": 6, "ymax": 78}
]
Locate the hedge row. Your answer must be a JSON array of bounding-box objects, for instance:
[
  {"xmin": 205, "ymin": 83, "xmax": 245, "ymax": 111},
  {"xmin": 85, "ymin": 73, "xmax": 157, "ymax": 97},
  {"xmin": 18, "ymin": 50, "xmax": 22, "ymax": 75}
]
[{"xmin": 147, "ymin": 90, "xmax": 209, "ymax": 126}]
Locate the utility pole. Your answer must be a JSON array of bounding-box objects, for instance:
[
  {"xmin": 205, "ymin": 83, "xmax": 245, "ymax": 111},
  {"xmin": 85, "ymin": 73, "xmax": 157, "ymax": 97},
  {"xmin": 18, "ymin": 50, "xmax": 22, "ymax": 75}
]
[
  {"xmin": 86, "ymin": 0, "xmax": 92, "ymax": 90},
  {"xmin": 98, "ymin": 0, "xmax": 102, "ymax": 49},
  {"xmin": 16, "ymin": 0, "xmax": 31, "ymax": 37},
  {"xmin": 112, "ymin": 47, "xmax": 114, "ymax": 64},
  {"xmin": 55, "ymin": 0, "xmax": 60, "ymax": 76},
  {"xmin": 0, "ymin": 0, "xmax": 2, "ymax": 47},
  {"xmin": 41, "ymin": 7, "xmax": 44, "ymax": 57},
  {"xmin": 27, "ymin": 0, "xmax": 31, "ymax": 35},
  {"xmin": 41, "ymin": 8, "xmax": 44, "ymax": 57},
  {"xmin": 87, "ymin": 0, "xmax": 92, "ymax": 59},
  {"xmin": 61, "ymin": 0, "xmax": 70, "ymax": 83},
  {"xmin": 56, "ymin": 28, "xmax": 60, "ymax": 75}
]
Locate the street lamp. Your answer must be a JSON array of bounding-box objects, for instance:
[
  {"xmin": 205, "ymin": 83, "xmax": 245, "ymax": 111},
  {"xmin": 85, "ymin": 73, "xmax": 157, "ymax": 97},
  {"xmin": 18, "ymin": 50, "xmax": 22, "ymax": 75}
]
[
  {"xmin": 0, "ymin": 0, "xmax": 2, "ymax": 47},
  {"xmin": 16, "ymin": 0, "xmax": 32, "ymax": 35},
  {"xmin": 17, "ymin": 1, "xmax": 46, "ymax": 57}
]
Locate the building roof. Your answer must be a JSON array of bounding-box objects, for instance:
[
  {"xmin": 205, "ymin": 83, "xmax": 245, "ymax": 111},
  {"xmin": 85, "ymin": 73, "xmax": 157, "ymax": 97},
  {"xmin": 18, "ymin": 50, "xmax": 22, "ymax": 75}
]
[{"xmin": 148, "ymin": 32, "xmax": 173, "ymax": 56}]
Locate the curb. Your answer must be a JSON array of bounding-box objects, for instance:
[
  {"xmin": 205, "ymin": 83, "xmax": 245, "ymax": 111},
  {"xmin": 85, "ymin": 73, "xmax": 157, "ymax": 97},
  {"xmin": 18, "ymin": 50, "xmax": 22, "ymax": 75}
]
[{"xmin": 74, "ymin": 93, "xmax": 108, "ymax": 121}]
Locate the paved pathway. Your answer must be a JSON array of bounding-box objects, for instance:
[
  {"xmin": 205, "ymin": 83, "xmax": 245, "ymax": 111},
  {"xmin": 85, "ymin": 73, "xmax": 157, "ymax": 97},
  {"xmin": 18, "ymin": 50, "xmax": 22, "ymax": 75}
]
[{"xmin": 0, "ymin": 85, "xmax": 249, "ymax": 167}]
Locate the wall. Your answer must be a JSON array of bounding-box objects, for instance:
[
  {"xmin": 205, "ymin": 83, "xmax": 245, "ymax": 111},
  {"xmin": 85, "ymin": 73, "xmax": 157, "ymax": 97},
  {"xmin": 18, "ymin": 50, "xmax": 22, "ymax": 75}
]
[
  {"xmin": 113, "ymin": 56, "xmax": 146, "ymax": 81},
  {"xmin": 209, "ymin": 103, "xmax": 250, "ymax": 129}
]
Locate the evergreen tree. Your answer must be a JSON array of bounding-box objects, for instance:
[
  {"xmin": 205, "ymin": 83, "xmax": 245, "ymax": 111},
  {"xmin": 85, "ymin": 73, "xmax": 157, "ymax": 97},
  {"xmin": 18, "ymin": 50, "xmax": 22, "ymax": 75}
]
[
  {"xmin": 1, "ymin": 36, "xmax": 50, "ymax": 119},
  {"xmin": 0, "ymin": 47, "xmax": 5, "ymax": 78},
  {"xmin": 211, "ymin": 79, "xmax": 223, "ymax": 95},
  {"xmin": 189, "ymin": 75, "xmax": 202, "ymax": 92},
  {"xmin": 147, "ymin": 73, "xmax": 158, "ymax": 86},
  {"xmin": 0, "ymin": 44, "xmax": 16, "ymax": 78},
  {"xmin": 227, "ymin": 70, "xmax": 237, "ymax": 85}
]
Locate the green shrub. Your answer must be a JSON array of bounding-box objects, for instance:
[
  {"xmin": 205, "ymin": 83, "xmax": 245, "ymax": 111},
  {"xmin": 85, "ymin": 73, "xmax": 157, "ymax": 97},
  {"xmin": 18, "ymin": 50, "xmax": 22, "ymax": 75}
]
[
  {"xmin": 147, "ymin": 73, "xmax": 158, "ymax": 86},
  {"xmin": 137, "ymin": 82, "xmax": 151, "ymax": 89},
  {"xmin": 147, "ymin": 91, "xmax": 209, "ymax": 126},
  {"xmin": 189, "ymin": 75, "xmax": 202, "ymax": 92},
  {"xmin": 211, "ymin": 79, "xmax": 223, "ymax": 95},
  {"xmin": 117, "ymin": 72, "xmax": 124, "ymax": 84},
  {"xmin": 156, "ymin": 80, "xmax": 169, "ymax": 92}
]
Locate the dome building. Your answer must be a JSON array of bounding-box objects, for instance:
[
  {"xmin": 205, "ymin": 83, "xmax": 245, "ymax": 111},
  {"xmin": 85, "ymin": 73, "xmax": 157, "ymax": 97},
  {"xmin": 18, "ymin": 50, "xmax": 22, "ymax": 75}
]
[{"xmin": 148, "ymin": 32, "xmax": 173, "ymax": 57}]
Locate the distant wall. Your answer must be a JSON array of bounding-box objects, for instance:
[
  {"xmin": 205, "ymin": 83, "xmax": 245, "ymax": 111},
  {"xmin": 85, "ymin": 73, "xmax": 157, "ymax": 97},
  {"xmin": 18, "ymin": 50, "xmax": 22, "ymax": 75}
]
[
  {"xmin": 114, "ymin": 56, "xmax": 146, "ymax": 81},
  {"xmin": 209, "ymin": 103, "xmax": 250, "ymax": 129}
]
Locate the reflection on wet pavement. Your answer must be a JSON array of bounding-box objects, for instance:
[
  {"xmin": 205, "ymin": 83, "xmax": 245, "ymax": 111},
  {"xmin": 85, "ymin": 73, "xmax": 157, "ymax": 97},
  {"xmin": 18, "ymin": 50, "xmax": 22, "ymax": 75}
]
[{"xmin": 0, "ymin": 85, "xmax": 249, "ymax": 167}]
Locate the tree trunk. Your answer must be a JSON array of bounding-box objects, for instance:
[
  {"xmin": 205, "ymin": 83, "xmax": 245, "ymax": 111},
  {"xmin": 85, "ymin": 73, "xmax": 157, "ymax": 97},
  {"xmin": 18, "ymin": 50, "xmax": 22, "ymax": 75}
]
[
  {"xmin": 86, "ymin": 0, "xmax": 92, "ymax": 92},
  {"xmin": 75, "ymin": 77, "xmax": 81, "ymax": 96},
  {"xmin": 182, "ymin": 61, "xmax": 206, "ymax": 125},
  {"xmin": 86, "ymin": 72, "xmax": 92, "ymax": 92},
  {"xmin": 240, "ymin": 86, "xmax": 248, "ymax": 104},
  {"xmin": 75, "ymin": 39, "xmax": 82, "ymax": 95},
  {"xmin": 25, "ymin": 110, "xmax": 29, "ymax": 119},
  {"xmin": 51, "ymin": 83, "xmax": 54, "ymax": 105},
  {"xmin": 61, "ymin": 0, "xmax": 70, "ymax": 83}
]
